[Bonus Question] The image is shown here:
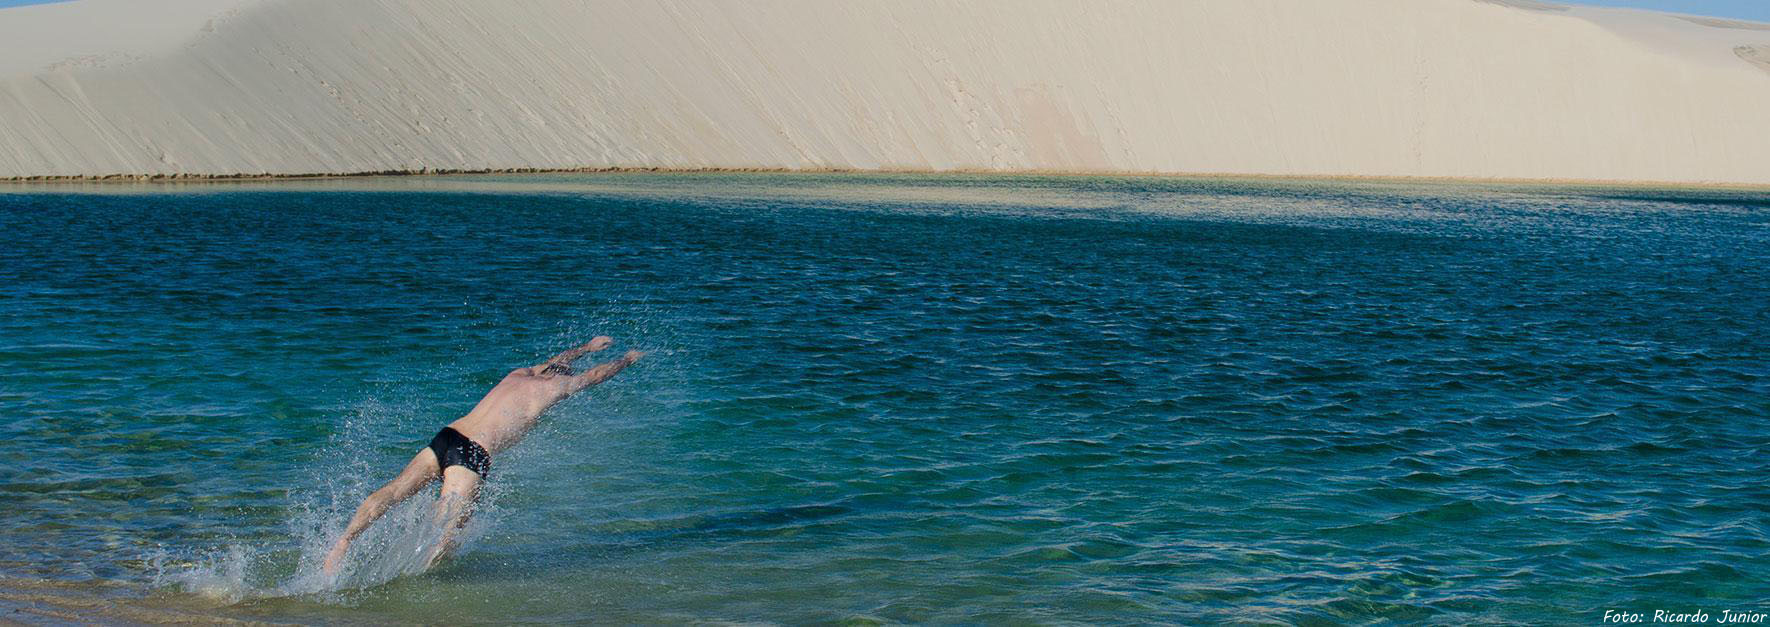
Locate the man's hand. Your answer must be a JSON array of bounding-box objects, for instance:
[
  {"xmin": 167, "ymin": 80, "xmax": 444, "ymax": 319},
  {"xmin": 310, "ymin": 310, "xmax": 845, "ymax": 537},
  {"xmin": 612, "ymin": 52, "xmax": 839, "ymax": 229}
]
[
  {"xmin": 562, "ymin": 349, "xmax": 646, "ymax": 394},
  {"xmin": 544, "ymin": 336, "xmax": 615, "ymax": 370}
]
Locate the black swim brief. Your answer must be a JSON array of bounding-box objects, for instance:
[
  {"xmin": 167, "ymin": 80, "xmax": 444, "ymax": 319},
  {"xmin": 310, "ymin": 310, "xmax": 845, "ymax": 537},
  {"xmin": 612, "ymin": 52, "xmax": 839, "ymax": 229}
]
[{"xmin": 428, "ymin": 427, "xmax": 492, "ymax": 477}]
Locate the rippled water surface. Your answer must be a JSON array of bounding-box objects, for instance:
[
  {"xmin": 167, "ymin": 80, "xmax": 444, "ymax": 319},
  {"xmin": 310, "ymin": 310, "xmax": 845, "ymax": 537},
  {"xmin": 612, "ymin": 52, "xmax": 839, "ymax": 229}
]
[{"xmin": 2, "ymin": 174, "xmax": 1767, "ymax": 623}]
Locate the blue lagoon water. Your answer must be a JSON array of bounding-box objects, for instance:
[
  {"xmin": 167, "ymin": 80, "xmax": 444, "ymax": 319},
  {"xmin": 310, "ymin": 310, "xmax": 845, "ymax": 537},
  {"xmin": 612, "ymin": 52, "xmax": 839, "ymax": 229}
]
[{"xmin": 1, "ymin": 174, "xmax": 1766, "ymax": 623}]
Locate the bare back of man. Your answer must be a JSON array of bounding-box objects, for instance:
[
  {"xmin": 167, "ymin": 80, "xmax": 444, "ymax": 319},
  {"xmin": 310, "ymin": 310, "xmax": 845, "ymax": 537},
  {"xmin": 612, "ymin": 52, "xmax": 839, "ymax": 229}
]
[{"xmin": 323, "ymin": 336, "xmax": 643, "ymax": 575}]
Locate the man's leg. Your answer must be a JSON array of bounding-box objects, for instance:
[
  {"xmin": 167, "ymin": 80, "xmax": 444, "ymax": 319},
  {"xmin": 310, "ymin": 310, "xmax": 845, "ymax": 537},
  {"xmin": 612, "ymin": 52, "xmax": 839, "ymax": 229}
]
[
  {"xmin": 323, "ymin": 449, "xmax": 441, "ymax": 575},
  {"xmin": 424, "ymin": 465, "xmax": 483, "ymax": 570}
]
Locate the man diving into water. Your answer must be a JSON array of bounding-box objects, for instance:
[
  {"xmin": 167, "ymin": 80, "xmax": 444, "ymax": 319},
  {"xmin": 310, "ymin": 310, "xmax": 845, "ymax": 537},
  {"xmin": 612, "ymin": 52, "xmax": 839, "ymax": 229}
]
[{"xmin": 323, "ymin": 336, "xmax": 643, "ymax": 575}]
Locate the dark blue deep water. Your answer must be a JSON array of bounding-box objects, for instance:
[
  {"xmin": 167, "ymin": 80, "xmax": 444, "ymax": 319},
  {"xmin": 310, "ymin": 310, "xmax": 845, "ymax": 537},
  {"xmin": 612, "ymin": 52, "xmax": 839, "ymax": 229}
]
[{"xmin": 1, "ymin": 174, "xmax": 1766, "ymax": 624}]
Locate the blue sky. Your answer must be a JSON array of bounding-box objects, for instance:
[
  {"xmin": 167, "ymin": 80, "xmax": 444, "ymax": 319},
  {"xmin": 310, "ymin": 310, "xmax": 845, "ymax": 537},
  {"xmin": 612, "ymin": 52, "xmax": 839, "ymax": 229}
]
[
  {"xmin": 0, "ymin": 0, "xmax": 1765, "ymax": 22},
  {"xmin": 1569, "ymin": 0, "xmax": 1770, "ymax": 22}
]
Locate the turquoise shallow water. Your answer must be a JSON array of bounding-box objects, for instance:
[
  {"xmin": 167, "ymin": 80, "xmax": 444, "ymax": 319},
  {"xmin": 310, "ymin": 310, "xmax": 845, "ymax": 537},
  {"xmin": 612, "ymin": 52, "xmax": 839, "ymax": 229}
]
[{"xmin": 1, "ymin": 174, "xmax": 1767, "ymax": 624}]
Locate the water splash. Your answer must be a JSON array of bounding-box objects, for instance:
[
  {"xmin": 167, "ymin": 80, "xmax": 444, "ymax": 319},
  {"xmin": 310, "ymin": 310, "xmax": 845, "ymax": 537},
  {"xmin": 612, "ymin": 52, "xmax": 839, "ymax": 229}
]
[
  {"xmin": 148, "ymin": 307, "xmax": 674, "ymax": 604},
  {"xmin": 154, "ymin": 401, "xmax": 499, "ymax": 602}
]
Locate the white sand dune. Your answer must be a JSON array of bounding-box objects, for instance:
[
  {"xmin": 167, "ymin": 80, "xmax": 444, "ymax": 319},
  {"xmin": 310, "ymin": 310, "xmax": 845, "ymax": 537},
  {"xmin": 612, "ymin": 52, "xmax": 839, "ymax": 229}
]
[{"xmin": 1, "ymin": 0, "xmax": 1768, "ymax": 184}]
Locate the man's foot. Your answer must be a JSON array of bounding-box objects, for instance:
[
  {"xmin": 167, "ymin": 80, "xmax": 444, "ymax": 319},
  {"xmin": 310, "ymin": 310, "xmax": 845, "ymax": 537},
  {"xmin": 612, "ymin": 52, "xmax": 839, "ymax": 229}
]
[{"xmin": 322, "ymin": 544, "xmax": 347, "ymax": 576}]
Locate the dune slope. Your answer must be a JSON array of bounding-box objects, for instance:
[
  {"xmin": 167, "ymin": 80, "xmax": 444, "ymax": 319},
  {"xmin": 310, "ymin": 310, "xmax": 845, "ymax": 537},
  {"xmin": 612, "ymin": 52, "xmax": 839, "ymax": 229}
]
[{"xmin": 1, "ymin": 0, "xmax": 1768, "ymax": 183}]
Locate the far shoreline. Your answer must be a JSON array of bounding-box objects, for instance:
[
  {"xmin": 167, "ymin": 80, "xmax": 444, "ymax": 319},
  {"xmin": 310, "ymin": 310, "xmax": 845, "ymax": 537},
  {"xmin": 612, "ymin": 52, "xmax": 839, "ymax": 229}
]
[{"xmin": 3, "ymin": 166, "xmax": 1770, "ymax": 194}]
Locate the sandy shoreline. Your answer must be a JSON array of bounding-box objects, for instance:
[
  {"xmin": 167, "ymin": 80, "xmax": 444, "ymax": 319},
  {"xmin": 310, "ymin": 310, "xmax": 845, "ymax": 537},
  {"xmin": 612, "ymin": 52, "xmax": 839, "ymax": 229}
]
[
  {"xmin": 0, "ymin": 576, "xmax": 273, "ymax": 625},
  {"xmin": 3, "ymin": 167, "xmax": 1769, "ymax": 194}
]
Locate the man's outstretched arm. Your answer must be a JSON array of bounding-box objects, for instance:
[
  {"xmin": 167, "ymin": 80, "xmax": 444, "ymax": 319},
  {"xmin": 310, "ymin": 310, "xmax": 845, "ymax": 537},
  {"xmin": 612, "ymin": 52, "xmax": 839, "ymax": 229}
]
[
  {"xmin": 538, "ymin": 336, "xmax": 612, "ymax": 370},
  {"xmin": 563, "ymin": 350, "xmax": 644, "ymax": 394}
]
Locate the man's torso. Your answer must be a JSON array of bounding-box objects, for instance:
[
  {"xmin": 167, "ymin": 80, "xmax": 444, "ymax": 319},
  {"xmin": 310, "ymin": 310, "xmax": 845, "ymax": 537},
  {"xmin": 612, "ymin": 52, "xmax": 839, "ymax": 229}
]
[{"xmin": 445, "ymin": 369, "xmax": 564, "ymax": 454}]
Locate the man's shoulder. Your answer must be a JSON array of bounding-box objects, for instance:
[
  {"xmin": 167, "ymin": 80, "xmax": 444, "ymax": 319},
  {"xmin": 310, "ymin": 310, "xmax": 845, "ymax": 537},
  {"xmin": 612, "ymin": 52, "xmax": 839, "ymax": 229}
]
[{"xmin": 500, "ymin": 368, "xmax": 566, "ymax": 387}]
